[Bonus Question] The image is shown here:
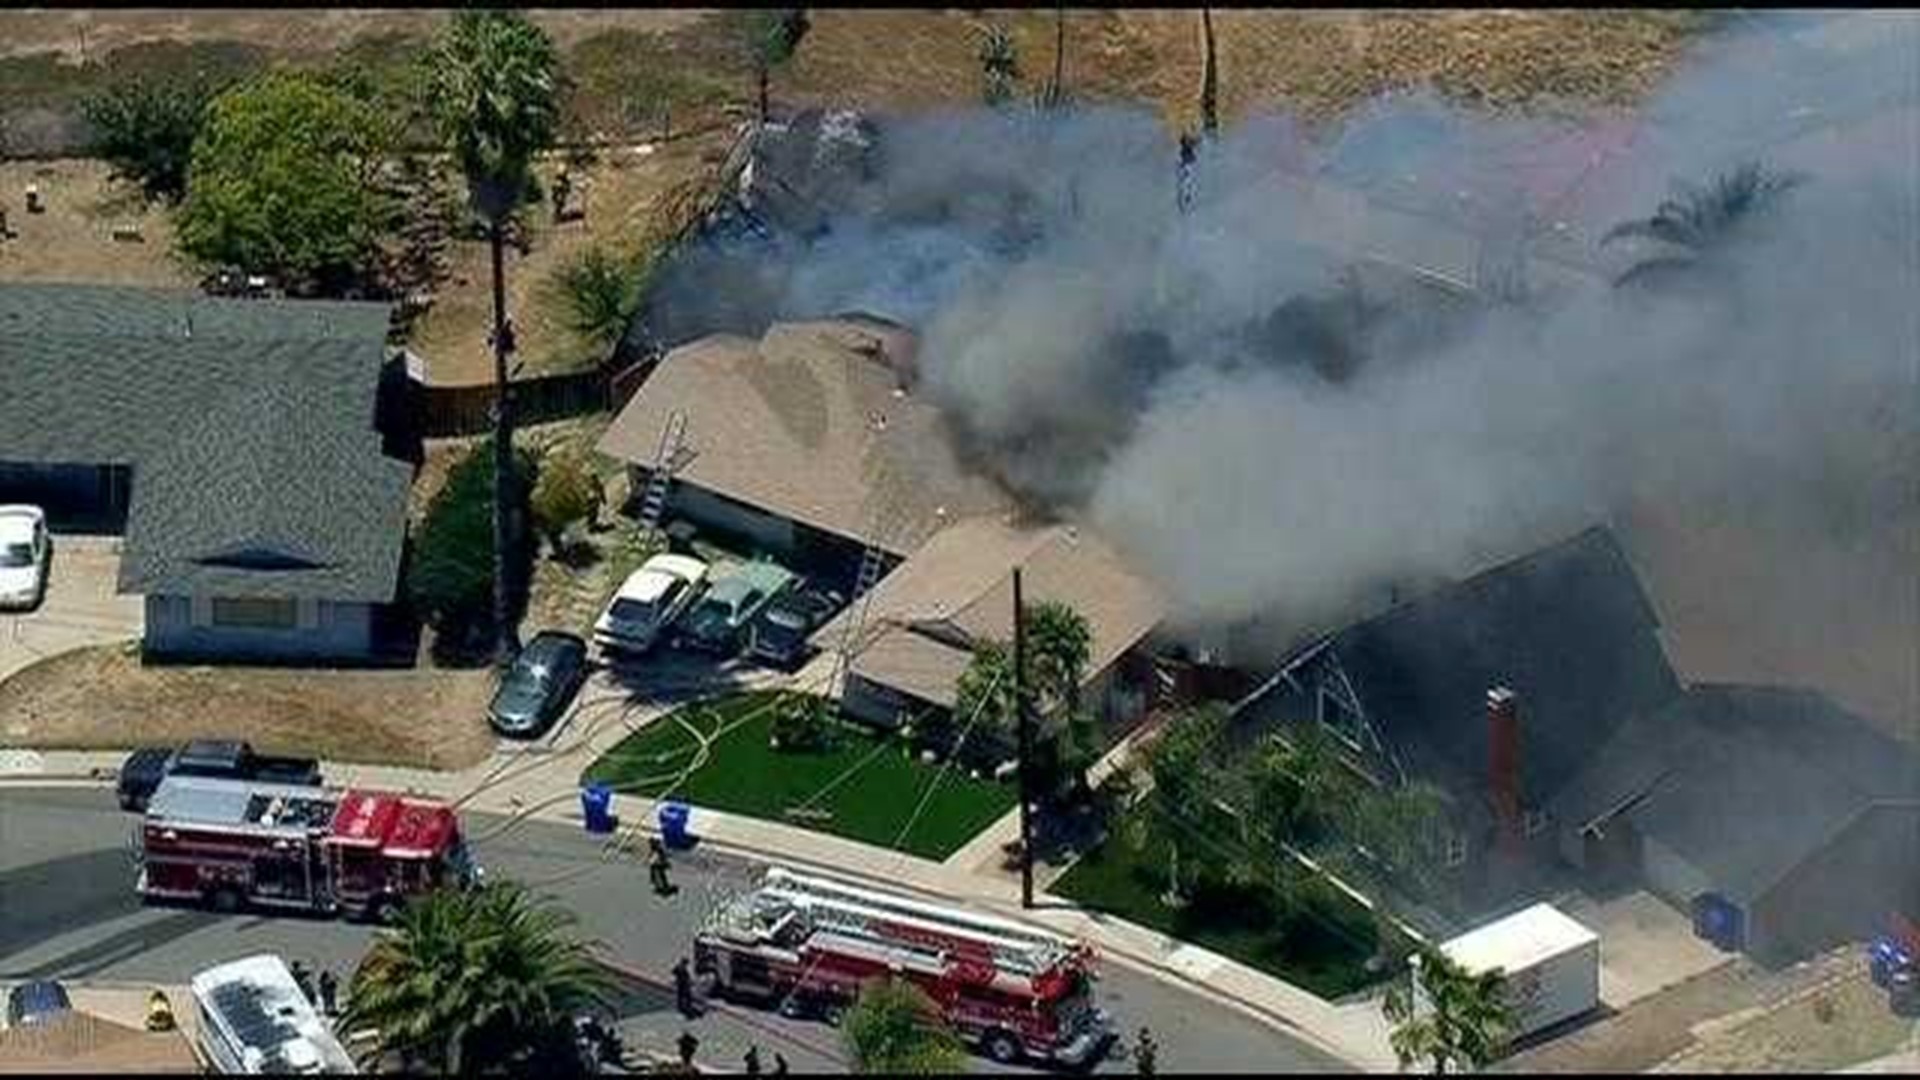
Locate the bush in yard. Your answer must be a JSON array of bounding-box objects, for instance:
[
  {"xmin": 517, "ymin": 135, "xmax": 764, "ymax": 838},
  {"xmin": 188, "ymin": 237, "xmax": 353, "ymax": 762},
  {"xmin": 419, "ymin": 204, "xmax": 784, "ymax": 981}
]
[
  {"xmin": 409, "ymin": 438, "xmax": 538, "ymax": 655},
  {"xmin": 176, "ymin": 72, "xmax": 399, "ymax": 294},
  {"xmin": 769, "ymin": 692, "xmax": 836, "ymax": 753},
  {"xmin": 551, "ymin": 245, "xmax": 648, "ymax": 353},
  {"xmin": 82, "ymin": 73, "xmax": 235, "ymax": 203},
  {"xmin": 529, "ymin": 443, "xmax": 604, "ymax": 554}
]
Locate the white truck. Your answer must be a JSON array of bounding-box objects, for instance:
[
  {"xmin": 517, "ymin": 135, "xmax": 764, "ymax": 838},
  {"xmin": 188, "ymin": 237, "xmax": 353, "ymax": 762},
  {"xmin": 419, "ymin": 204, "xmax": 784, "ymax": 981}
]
[
  {"xmin": 1439, "ymin": 902, "xmax": 1600, "ymax": 1042},
  {"xmin": 189, "ymin": 954, "xmax": 357, "ymax": 1074}
]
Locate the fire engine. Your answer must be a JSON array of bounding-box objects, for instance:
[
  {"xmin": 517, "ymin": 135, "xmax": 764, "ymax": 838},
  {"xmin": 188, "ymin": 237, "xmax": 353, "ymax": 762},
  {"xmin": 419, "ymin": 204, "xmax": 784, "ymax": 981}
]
[
  {"xmin": 135, "ymin": 775, "xmax": 480, "ymax": 923},
  {"xmin": 694, "ymin": 867, "xmax": 1113, "ymax": 1067}
]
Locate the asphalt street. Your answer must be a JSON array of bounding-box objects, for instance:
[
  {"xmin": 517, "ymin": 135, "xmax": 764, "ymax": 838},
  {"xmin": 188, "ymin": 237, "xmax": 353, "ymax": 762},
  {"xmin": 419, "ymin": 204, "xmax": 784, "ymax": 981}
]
[{"xmin": 0, "ymin": 786, "xmax": 1349, "ymax": 1074}]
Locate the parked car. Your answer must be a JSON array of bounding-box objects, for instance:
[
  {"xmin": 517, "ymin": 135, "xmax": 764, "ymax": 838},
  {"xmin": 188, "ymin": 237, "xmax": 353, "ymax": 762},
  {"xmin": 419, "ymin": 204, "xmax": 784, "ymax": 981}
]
[
  {"xmin": 676, "ymin": 560, "xmax": 799, "ymax": 656},
  {"xmin": 593, "ymin": 554, "xmax": 710, "ymax": 656},
  {"xmin": 488, "ymin": 631, "xmax": 590, "ymax": 739},
  {"xmin": 747, "ymin": 586, "xmax": 846, "ymax": 670},
  {"xmin": 0, "ymin": 504, "xmax": 50, "ymax": 611},
  {"xmin": 116, "ymin": 740, "xmax": 322, "ymax": 813},
  {"xmin": 5, "ymin": 980, "xmax": 71, "ymax": 1028}
]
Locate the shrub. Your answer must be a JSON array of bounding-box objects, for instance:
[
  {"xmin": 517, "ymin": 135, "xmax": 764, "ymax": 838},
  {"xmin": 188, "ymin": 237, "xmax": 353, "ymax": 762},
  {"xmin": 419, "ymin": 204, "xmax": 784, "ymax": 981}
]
[
  {"xmin": 529, "ymin": 443, "xmax": 604, "ymax": 553},
  {"xmin": 769, "ymin": 692, "xmax": 836, "ymax": 753},
  {"xmin": 408, "ymin": 438, "xmax": 537, "ymax": 653}
]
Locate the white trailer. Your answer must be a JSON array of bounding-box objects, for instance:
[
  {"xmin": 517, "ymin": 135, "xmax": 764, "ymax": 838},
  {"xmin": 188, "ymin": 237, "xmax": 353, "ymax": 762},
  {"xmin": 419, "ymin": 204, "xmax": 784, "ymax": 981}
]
[
  {"xmin": 189, "ymin": 954, "xmax": 357, "ymax": 1074},
  {"xmin": 1440, "ymin": 902, "xmax": 1600, "ymax": 1041}
]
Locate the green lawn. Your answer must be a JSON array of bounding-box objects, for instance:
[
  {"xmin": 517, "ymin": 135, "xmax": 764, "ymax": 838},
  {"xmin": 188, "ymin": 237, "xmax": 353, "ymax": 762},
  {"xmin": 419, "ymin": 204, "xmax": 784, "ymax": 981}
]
[
  {"xmin": 1053, "ymin": 806, "xmax": 1402, "ymax": 1000},
  {"xmin": 583, "ymin": 691, "xmax": 1016, "ymax": 861}
]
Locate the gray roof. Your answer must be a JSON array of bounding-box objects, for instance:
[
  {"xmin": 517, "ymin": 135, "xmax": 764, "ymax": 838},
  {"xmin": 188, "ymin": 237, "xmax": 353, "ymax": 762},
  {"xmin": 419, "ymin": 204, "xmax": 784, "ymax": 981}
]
[
  {"xmin": 0, "ymin": 283, "xmax": 410, "ymax": 602},
  {"xmin": 1246, "ymin": 526, "xmax": 1683, "ymax": 808},
  {"xmin": 1552, "ymin": 683, "xmax": 1920, "ymax": 905}
]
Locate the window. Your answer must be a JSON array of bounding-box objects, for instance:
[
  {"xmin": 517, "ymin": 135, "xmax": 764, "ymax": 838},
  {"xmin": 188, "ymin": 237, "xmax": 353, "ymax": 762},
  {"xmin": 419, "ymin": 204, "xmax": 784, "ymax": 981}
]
[
  {"xmin": 1523, "ymin": 808, "xmax": 1550, "ymax": 838},
  {"xmin": 211, "ymin": 596, "xmax": 298, "ymax": 630},
  {"xmin": 1443, "ymin": 834, "xmax": 1469, "ymax": 868}
]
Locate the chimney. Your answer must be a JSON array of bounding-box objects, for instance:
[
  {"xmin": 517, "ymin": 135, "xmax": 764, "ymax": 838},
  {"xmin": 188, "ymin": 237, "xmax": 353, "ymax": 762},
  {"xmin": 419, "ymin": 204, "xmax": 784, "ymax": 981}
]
[{"xmin": 1487, "ymin": 685, "xmax": 1523, "ymax": 853}]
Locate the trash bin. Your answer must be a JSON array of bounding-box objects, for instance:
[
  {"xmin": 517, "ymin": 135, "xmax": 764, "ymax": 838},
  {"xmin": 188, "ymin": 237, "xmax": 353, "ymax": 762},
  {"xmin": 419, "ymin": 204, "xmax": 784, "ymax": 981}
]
[
  {"xmin": 581, "ymin": 783, "xmax": 615, "ymax": 835},
  {"xmin": 658, "ymin": 800, "xmax": 693, "ymax": 850}
]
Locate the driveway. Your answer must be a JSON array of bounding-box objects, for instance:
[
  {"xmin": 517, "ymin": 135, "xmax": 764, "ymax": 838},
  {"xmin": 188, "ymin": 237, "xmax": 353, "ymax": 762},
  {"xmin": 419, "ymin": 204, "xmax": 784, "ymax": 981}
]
[{"xmin": 0, "ymin": 537, "xmax": 142, "ymax": 690}]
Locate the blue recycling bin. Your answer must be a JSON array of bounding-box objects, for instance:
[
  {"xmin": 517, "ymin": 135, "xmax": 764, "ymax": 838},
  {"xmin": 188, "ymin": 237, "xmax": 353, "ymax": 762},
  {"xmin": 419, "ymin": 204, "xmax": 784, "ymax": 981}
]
[
  {"xmin": 658, "ymin": 800, "xmax": 693, "ymax": 851},
  {"xmin": 581, "ymin": 783, "xmax": 615, "ymax": 835}
]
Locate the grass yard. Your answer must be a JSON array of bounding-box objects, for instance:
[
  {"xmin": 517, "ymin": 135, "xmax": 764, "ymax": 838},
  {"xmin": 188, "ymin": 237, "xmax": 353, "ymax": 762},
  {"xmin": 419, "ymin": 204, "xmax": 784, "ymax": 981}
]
[
  {"xmin": 1053, "ymin": 804, "xmax": 1400, "ymax": 1000},
  {"xmin": 583, "ymin": 691, "xmax": 1016, "ymax": 861},
  {"xmin": 0, "ymin": 643, "xmax": 496, "ymax": 769}
]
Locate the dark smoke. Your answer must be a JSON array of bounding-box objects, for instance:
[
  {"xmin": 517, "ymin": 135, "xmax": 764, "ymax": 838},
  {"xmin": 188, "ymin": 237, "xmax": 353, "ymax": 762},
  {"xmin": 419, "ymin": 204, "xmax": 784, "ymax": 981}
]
[{"xmin": 640, "ymin": 12, "xmax": 1919, "ymax": 722}]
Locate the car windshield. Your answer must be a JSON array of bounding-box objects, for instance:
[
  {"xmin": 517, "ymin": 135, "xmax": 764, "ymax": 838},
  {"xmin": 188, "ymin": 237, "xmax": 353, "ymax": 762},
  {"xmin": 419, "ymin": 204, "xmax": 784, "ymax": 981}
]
[
  {"xmin": 512, "ymin": 661, "xmax": 554, "ymax": 687},
  {"xmin": 609, "ymin": 598, "xmax": 656, "ymax": 624},
  {"xmin": 0, "ymin": 542, "xmax": 32, "ymax": 568}
]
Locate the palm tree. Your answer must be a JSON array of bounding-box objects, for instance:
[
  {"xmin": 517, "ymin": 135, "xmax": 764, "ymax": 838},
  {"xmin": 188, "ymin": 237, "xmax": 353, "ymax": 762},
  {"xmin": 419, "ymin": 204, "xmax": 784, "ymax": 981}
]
[
  {"xmin": 428, "ymin": 9, "xmax": 560, "ymax": 667},
  {"xmin": 1602, "ymin": 161, "xmax": 1805, "ymax": 288},
  {"xmin": 1383, "ymin": 947, "xmax": 1515, "ymax": 1074},
  {"xmin": 342, "ymin": 880, "xmax": 613, "ymax": 1074},
  {"xmin": 843, "ymin": 978, "xmax": 970, "ymax": 1074}
]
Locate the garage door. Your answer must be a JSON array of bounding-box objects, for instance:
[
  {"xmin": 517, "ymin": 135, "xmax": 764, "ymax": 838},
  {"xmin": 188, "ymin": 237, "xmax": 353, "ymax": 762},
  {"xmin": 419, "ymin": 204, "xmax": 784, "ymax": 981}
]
[{"xmin": 0, "ymin": 462, "xmax": 130, "ymax": 532}]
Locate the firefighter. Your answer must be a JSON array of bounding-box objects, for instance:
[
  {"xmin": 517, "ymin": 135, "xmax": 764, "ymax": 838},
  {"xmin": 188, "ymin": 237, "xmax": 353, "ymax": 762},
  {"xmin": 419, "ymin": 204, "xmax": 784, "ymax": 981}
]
[
  {"xmin": 672, "ymin": 957, "xmax": 696, "ymax": 1017},
  {"xmin": 772, "ymin": 1051, "xmax": 790, "ymax": 1075},
  {"xmin": 290, "ymin": 960, "xmax": 316, "ymax": 1005},
  {"xmin": 676, "ymin": 1030, "xmax": 700, "ymax": 1069},
  {"xmin": 649, "ymin": 836, "xmax": 675, "ymax": 896},
  {"xmin": 744, "ymin": 1045, "xmax": 762, "ymax": 1075},
  {"xmin": 318, "ymin": 969, "xmax": 339, "ymax": 1016},
  {"xmin": 1135, "ymin": 1026, "xmax": 1158, "ymax": 1077}
]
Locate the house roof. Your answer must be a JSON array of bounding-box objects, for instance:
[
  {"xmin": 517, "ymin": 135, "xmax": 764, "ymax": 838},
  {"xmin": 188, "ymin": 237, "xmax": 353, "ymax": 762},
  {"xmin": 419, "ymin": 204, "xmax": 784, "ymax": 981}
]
[
  {"xmin": 0, "ymin": 283, "xmax": 410, "ymax": 602},
  {"xmin": 1552, "ymin": 683, "xmax": 1920, "ymax": 905},
  {"xmin": 597, "ymin": 319, "xmax": 1017, "ymax": 555},
  {"xmin": 1265, "ymin": 525, "xmax": 1682, "ymax": 807},
  {"xmin": 814, "ymin": 515, "xmax": 1164, "ymax": 710},
  {"xmin": 0, "ymin": 1010, "xmax": 201, "ymax": 1074}
]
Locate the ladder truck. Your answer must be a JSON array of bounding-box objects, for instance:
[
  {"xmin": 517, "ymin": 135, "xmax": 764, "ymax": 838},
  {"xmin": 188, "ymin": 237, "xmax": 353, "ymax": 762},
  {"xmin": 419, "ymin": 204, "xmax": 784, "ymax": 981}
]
[{"xmin": 693, "ymin": 867, "xmax": 1113, "ymax": 1067}]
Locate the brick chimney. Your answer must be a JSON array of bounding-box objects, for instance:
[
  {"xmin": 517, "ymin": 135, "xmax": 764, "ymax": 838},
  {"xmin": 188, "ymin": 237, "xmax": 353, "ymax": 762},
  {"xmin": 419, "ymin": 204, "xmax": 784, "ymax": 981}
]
[{"xmin": 1487, "ymin": 685, "xmax": 1523, "ymax": 853}]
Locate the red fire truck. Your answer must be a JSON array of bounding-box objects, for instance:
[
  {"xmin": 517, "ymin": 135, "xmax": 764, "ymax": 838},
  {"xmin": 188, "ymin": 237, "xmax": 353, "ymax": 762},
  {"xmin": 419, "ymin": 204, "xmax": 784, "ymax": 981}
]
[
  {"xmin": 693, "ymin": 867, "xmax": 1112, "ymax": 1067},
  {"xmin": 135, "ymin": 774, "xmax": 480, "ymax": 923}
]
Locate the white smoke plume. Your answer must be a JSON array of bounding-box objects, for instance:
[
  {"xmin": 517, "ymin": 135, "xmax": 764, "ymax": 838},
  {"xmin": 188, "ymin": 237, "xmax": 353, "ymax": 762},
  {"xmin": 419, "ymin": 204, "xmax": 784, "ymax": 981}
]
[{"xmin": 645, "ymin": 11, "xmax": 1919, "ymax": 719}]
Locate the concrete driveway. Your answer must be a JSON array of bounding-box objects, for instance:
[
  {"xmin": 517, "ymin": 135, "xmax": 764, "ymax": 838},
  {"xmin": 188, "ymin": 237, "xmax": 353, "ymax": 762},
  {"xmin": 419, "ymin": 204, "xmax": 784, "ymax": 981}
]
[{"xmin": 0, "ymin": 536, "xmax": 142, "ymax": 690}]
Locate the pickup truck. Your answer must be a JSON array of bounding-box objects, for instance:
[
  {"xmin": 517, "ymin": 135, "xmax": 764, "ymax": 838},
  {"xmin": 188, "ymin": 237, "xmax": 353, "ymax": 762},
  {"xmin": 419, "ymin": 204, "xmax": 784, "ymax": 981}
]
[{"xmin": 116, "ymin": 740, "xmax": 322, "ymax": 812}]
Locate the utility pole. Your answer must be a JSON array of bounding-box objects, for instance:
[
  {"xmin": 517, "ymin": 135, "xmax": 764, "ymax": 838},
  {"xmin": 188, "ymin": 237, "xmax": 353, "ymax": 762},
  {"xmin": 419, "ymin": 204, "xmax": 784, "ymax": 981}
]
[{"xmin": 1012, "ymin": 567, "xmax": 1035, "ymax": 909}]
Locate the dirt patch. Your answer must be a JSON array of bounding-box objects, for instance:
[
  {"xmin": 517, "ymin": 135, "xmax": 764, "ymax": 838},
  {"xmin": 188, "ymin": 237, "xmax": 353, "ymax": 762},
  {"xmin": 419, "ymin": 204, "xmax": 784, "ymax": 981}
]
[
  {"xmin": 0, "ymin": 643, "xmax": 496, "ymax": 770},
  {"xmin": 0, "ymin": 10, "xmax": 713, "ymax": 62},
  {"xmin": 0, "ymin": 157, "xmax": 192, "ymax": 285},
  {"xmin": 405, "ymin": 138, "xmax": 718, "ymax": 385},
  {"xmin": 782, "ymin": 9, "xmax": 1714, "ymax": 127},
  {"xmin": 1656, "ymin": 968, "xmax": 1914, "ymax": 1073}
]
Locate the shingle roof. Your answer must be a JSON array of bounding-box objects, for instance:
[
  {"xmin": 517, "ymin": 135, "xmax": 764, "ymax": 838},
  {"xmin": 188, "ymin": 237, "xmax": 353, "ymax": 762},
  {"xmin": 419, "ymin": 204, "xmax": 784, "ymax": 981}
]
[
  {"xmin": 1552, "ymin": 683, "xmax": 1920, "ymax": 904},
  {"xmin": 597, "ymin": 319, "xmax": 1016, "ymax": 554},
  {"xmin": 815, "ymin": 515, "xmax": 1164, "ymax": 709},
  {"xmin": 0, "ymin": 283, "xmax": 409, "ymax": 602},
  {"xmin": 1284, "ymin": 525, "xmax": 1683, "ymax": 806}
]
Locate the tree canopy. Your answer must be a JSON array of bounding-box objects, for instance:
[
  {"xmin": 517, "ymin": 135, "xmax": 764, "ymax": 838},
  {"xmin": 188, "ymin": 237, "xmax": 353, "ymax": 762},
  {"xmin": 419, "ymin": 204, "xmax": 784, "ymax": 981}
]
[
  {"xmin": 428, "ymin": 9, "xmax": 561, "ymax": 224},
  {"xmin": 83, "ymin": 72, "xmax": 234, "ymax": 203},
  {"xmin": 551, "ymin": 244, "xmax": 647, "ymax": 351},
  {"xmin": 843, "ymin": 978, "xmax": 969, "ymax": 1075},
  {"xmin": 174, "ymin": 72, "xmax": 396, "ymax": 291},
  {"xmin": 342, "ymin": 880, "xmax": 612, "ymax": 1074},
  {"xmin": 1383, "ymin": 947, "xmax": 1515, "ymax": 1074}
]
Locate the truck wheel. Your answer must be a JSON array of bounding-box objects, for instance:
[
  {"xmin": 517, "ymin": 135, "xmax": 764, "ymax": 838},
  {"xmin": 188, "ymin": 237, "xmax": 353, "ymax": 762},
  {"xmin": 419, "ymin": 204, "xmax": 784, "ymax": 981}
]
[
  {"xmin": 207, "ymin": 887, "xmax": 243, "ymax": 914},
  {"xmin": 983, "ymin": 1029, "xmax": 1024, "ymax": 1065},
  {"xmin": 370, "ymin": 896, "xmax": 405, "ymax": 925},
  {"xmin": 821, "ymin": 1000, "xmax": 846, "ymax": 1028}
]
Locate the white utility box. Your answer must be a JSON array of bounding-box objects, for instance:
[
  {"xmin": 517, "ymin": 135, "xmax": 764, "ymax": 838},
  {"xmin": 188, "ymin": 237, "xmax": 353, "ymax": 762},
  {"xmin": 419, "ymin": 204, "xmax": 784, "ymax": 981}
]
[{"xmin": 1440, "ymin": 902, "xmax": 1601, "ymax": 1041}]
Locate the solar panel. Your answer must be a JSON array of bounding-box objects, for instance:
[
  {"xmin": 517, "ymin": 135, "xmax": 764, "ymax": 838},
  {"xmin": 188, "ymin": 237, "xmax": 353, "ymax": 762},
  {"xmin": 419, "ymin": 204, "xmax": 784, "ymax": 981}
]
[{"xmin": 209, "ymin": 980, "xmax": 302, "ymax": 1055}]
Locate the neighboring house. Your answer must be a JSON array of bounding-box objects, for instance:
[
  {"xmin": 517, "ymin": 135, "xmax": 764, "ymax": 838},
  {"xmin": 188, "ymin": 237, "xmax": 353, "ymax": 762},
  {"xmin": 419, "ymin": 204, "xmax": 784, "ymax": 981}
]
[
  {"xmin": 811, "ymin": 514, "xmax": 1164, "ymax": 733},
  {"xmin": 1233, "ymin": 525, "xmax": 1685, "ymax": 919},
  {"xmin": 1233, "ymin": 522, "xmax": 1920, "ymax": 966},
  {"xmin": 1552, "ymin": 683, "xmax": 1920, "ymax": 966},
  {"xmin": 0, "ymin": 283, "xmax": 413, "ymax": 663},
  {"xmin": 595, "ymin": 317, "xmax": 1017, "ymax": 581}
]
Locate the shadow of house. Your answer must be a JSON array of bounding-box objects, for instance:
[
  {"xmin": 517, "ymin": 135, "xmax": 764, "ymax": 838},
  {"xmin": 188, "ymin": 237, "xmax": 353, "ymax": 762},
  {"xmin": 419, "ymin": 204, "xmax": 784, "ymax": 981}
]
[{"xmin": 0, "ymin": 284, "xmax": 415, "ymax": 666}]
